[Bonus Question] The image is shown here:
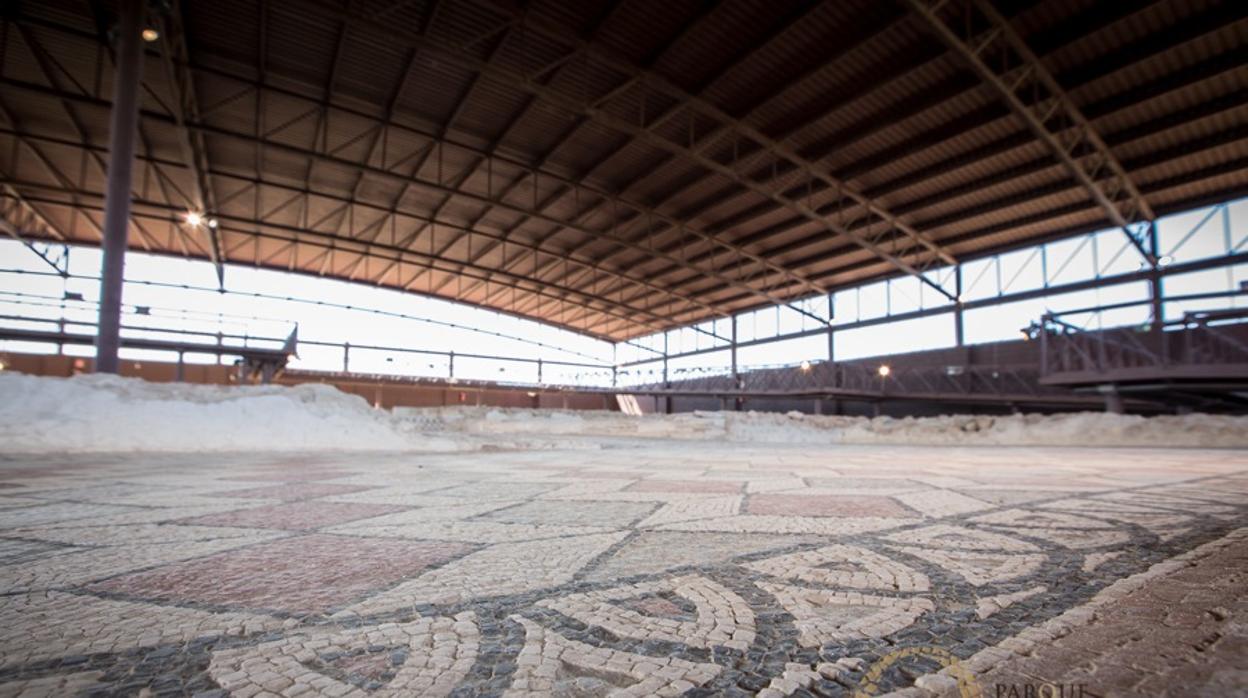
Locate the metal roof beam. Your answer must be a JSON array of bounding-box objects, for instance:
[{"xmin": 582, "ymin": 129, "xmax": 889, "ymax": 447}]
[
  {"xmin": 385, "ymin": 10, "xmax": 526, "ymax": 268},
  {"xmin": 444, "ymin": 0, "xmax": 715, "ymax": 301},
  {"xmin": 10, "ymin": 185, "xmax": 678, "ymax": 338},
  {"xmin": 0, "ymin": 125, "xmax": 729, "ymax": 338},
  {"xmin": 702, "ymin": 84, "xmax": 1248, "ymax": 282},
  {"xmin": 760, "ymin": 1, "xmax": 1151, "ymax": 171},
  {"xmin": 0, "ymin": 74, "xmax": 749, "ymax": 328},
  {"xmin": 0, "ymin": 184, "xmax": 71, "ymax": 276},
  {"xmin": 678, "ymin": 144, "xmax": 1248, "ymax": 309},
  {"xmin": 904, "ymin": 0, "xmax": 1157, "ymax": 266},
  {"xmin": 665, "ymin": 46, "xmax": 1248, "ymax": 278},
  {"xmin": 469, "ymin": 2, "xmax": 893, "ymax": 310},
  {"xmin": 615, "ymin": 0, "xmax": 1211, "ymax": 293},
  {"xmin": 9, "ymin": 12, "xmax": 829, "ymax": 323},
  {"xmin": 453, "ymin": 33, "xmax": 935, "ymax": 316},
  {"xmin": 835, "ymin": 1, "xmax": 1239, "ymax": 184},
  {"xmin": 155, "ymin": 1, "xmax": 224, "ymax": 288},
  {"xmin": 598, "ymin": 135, "xmax": 1248, "ymax": 316},
  {"xmin": 293, "ymin": 0, "xmax": 850, "ymax": 321},
  {"xmin": 454, "ymin": 0, "xmax": 956, "ymax": 289},
  {"xmin": 580, "ymin": 0, "xmax": 1234, "ymax": 300},
  {"xmin": 417, "ymin": 1, "xmax": 630, "ymax": 297}
]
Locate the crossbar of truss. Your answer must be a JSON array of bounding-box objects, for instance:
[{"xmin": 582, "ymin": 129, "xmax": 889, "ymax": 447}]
[{"xmin": 904, "ymin": 0, "xmax": 1157, "ymax": 265}]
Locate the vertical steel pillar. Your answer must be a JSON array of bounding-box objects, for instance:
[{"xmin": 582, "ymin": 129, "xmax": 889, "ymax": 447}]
[
  {"xmin": 730, "ymin": 320, "xmax": 741, "ymax": 413},
  {"xmin": 954, "ymin": 265, "xmax": 965, "ymax": 347},
  {"xmin": 662, "ymin": 333, "xmax": 669, "ymax": 386},
  {"xmin": 826, "ymin": 291, "xmax": 835, "ymax": 361},
  {"xmin": 662, "ymin": 333, "xmax": 671, "ymax": 414},
  {"xmin": 1039, "ymin": 314, "xmax": 1050, "ymax": 376},
  {"xmin": 1146, "ymin": 222, "xmax": 1166, "ymax": 364},
  {"xmin": 1148, "ymin": 222, "xmax": 1163, "ymax": 326},
  {"xmin": 94, "ymin": 0, "xmax": 146, "ymax": 373}
]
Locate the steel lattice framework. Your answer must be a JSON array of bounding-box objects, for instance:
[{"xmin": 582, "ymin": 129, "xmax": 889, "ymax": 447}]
[{"xmin": 1, "ymin": 0, "xmax": 1246, "ymax": 341}]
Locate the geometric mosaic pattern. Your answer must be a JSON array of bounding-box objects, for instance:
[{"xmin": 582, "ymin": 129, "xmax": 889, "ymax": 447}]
[
  {"xmin": 0, "ymin": 444, "xmax": 1245, "ymax": 695},
  {"xmin": 537, "ymin": 574, "xmax": 756, "ymax": 650},
  {"xmin": 87, "ymin": 534, "xmax": 475, "ymax": 614},
  {"xmin": 208, "ymin": 613, "xmax": 479, "ymax": 696},
  {"xmin": 755, "ymin": 581, "xmax": 935, "ymax": 647},
  {"xmin": 743, "ymin": 543, "xmax": 931, "ymax": 591}
]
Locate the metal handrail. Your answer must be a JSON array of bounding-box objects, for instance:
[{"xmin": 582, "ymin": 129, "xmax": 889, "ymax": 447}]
[{"xmin": 1037, "ymin": 291, "xmax": 1248, "ymax": 378}]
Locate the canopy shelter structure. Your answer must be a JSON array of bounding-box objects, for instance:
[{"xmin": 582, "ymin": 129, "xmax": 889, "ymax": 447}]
[{"xmin": 0, "ymin": 0, "xmax": 1245, "ymax": 353}]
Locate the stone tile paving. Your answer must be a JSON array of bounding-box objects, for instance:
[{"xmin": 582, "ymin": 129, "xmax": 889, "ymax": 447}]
[
  {"xmin": 887, "ymin": 528, "xmax": 1248, "ymax": 698},
  {"xmin": 0, "ymin": 445, "xmax": 1243, "ymax": 696}
]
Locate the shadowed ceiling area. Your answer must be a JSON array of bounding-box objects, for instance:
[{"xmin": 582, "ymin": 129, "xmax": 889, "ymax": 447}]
[{"xmin": 1, "ymin": 0, "xmax": 1245, "ymax": 340}]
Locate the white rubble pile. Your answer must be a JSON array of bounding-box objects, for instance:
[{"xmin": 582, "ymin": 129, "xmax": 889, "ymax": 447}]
[
  {"xmin": 394, "ymin": 405, "xmax": 723, "ymax": 440},
  {"xmin": 2, "ymin": 372, "xmax": 1247, "ymax": 452},
  {"xmin": 717, "ymin": 409, "xmax": 1248, "ymax": 448},
  {"xmin": 0, "ymin": 372, "xmax": 459, "ymax": 454},
  {"xmin": 404, "ymin": 405, "xmax": 1248, "ymax": 449}
]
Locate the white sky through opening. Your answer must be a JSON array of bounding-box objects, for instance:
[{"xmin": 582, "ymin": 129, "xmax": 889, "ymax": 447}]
[{"xmin": 1, "ymin": 196, "xmax": 1245, "ymax": 386}]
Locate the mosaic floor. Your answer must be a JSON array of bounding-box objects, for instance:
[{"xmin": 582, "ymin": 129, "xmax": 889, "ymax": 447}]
[{"xmin": 0, "ymin": 444, "xmax": 1246, "ymax": 697}]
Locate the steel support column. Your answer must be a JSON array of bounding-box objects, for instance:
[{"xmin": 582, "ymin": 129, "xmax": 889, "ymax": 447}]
[
  {"xmin": 662, "ymin": 333, "xmax": 671, "ymax": 414},
  {"xmin": 1148, "ymin": 222, "xmax": 1164, "ymax": 326},
  {"xmin": 826, "ymin": 291, "xmax": 836, "ymax": 361},
  {"xmin": 954, "ymin": 266, "xmax": 965, "ymax": 347},
  {"xmin": 94, "ymin": 0, "xmax": 145, "ymax": 374},
  {"xmin": 1147, "ymin": 222, "xmax": 1169, "ymax": 366}
]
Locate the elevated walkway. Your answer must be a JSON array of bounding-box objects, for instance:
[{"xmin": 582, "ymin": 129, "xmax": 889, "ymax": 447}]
[{"xmin": 1037, "ymin": 304, "xmax": 1248, "ymax": 411}]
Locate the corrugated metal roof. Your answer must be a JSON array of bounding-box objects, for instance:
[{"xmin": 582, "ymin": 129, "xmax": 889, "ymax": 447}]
[{"xmin": 3, "ymin": 0, "xmax": 1246, "ymax": 341}]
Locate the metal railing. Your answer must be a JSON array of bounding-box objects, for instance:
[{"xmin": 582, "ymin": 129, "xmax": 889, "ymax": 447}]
[
  {"xmin": 0, "ymin": 292, "xmax": 615, "ymax": 387},
  {"xmin": 631, "ymin": 355, "xmax": 1080, "ymax": 406},
  {"xmin": 1034, "ymin": 291, "xmax": 1248, "ymax": 382}
]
